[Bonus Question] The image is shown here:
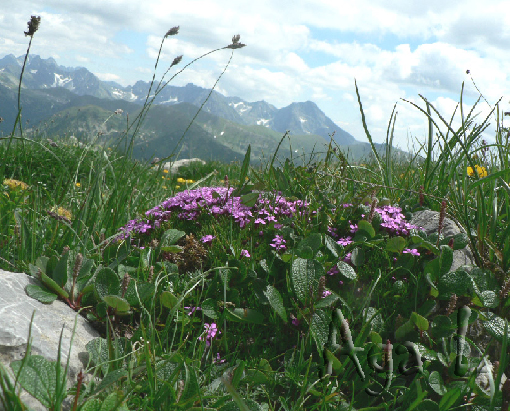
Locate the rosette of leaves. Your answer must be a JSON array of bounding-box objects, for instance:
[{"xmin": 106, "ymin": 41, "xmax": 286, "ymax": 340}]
[{"xmin": 26, "ymin": 250, "xmax": 96, "ymax": 308}]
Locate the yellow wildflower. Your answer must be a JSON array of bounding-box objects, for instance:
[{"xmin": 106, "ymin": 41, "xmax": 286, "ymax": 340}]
[
  {"xmin": 467, "ymin": 165, "xmax": 487, "ymax": 178},
  {"xmin": 3, "ymin": 179, "xmax": 29, "ymax": 191},
  {"xmin": 50, "ymin": 206, "xmax": 73, "ymax": 221},
  {"xmin": 163, "ymin": 169, "xmax": 169, "ymax": 174},
  {"xmin": 175, "ymin": 185, "xmax": 181, "ymax": 189},
  {"xmin": 476, "ymin": 165, "xmax": 488, "ymax": 177},
  {"xmin": 162, "ymin": 186, "xmax": 167, "ymax": 189},
  {"xmin": 177, "ymin": 177, "xmax": 185, "ymax": 183},
  {"xmin": 186, "ymin": 179, "xmax": 194, "ymax": 184},
  {"xmin": 76, "ymin": 182, "xmax": 81, "ymax": 188}
]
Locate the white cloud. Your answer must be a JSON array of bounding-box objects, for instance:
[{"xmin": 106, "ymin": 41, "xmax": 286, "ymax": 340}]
[{"xmin": 94, "ymin": 72, "xmax": 120, "ymax": 82}]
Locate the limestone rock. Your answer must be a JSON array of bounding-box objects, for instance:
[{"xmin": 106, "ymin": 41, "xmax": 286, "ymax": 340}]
[
  {"xmin": 162, "ymin": 158, "xmax": 206, "ymax": 174},
  {"xmin": 409, "ymin": 209, "xmax": 475, "ymax": 273},
  {"xmin": 0, "ymin": 269, "xmax": 101, "ymax": 411}
]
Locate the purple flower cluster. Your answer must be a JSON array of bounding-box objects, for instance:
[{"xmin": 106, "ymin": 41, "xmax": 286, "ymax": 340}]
[
  {"xmin": 270, "ymin": 235, "xmax": 286, "ymax": 251},
  {"xmin": 116, "ymin": 187, "xmax": 310, "ymax": 241},
  {"xmin": 376, "ymin": 205, "xmax": 419, "ymax": 236},
  {"xmin": 199, "ymin": 322, "xmax": 220, "ymax": 347}
]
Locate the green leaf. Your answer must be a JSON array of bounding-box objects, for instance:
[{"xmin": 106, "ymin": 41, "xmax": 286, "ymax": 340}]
[
  {"xmin": 298, "ymin": 233, "xmax": 323, "ymax": 253},
  {"xmin": 324, "ymin": 235, "xmax": 342, "ymax": 258},
  {"xmin": 483, "ymin": 312, "xmax": 510, "ymax": 343},
  {"xmin": 430, "ymin": 315, "xmax": 455, "ymax": 339},
  {"xmin": 385, "ymin": 236, "xmax": 406, "ymax": 253},
  {"xmin": 80, "ymin": 398, "xmax": 102, "ymax": 411},
  {"xmin": 124, "ymin": 281, "xmax": 155, "ymax": 307},
  {"xmin": 357, "ymin": 220, "xmax": 375, "ymax": 238},
  {"xmin": 52, "ymin": 250, "xmax": 70, "ymax": 289},
  {"xmin": 263, "ymin": 285, "xmax": 287, "ymax": 323},
  {"xmin": 231, "ymin": 361, "xmax": 246, "ymax": 389},
  {"xmin": 369, "ymin": 331, "xmax": 382, "ymax": 344},
  {"xmin": 437, "ymin": 270, "xmax": 475, "ymax": 300},
  {"xmin": 93, "ymin": 369, "xmax": 128, "ymax": 395},
  {"xmin": 350, "ymin": 247, "xmax": 365, "ymax": 267},
  {"xmin": 160, "ymin": 245, "xmax": 183, "ymax": 253},
  {"xmin": 410, "ymin": 312, "xmax": 429, "ymax": 331},
  {"xmin": 395, "ymin": 319, "xmax": 415, "ymax": 341},
  {"xmin": 438, "ymin": 245, "xmax": 453, "ymax": 276},
  {"xmin": 100, "ymin": 391, "xmax": 127, "ymax": 411},
  {"xmin": 25, "ymin": 284, "xmax": 58, "ymax": 304},
  {"xmin": 412, "ymin": 399, "xmax": 438, "ymax": 411},
  {"xmin": 314, "ymin": 293, "xmax": 339, "ymax": 309},
  {"xmin": 10, "ymin": 355, "xmax": 59, "ymax": 409},
  {"xmin": 438, "ymin": 386, "xmax": 461, "ymax": 410},
  {"xmin": 324, "ymin": 349, "xmax": 343, "ymax": 374},
  {"xmin": 311, "ymin": 310, "xmax": 330, "ymax": 354},
  {"xmin": 225, "ymin": 308, "xmax": 264, "ymax": 324},
  {"xmin": 449, "ymin": 233, "xmax": 469, "ymax": 250},
  {"xmin": 86, "ymin": 338, "xmax": 126, "ymax": 377},
  {"xmin": 479, "ymin": 290, "xmax": 499, "ymax": 308},
  {"xmin": 201, "ymin": 298, "xmax": 220, "ymax": 320},
  {"xmin": 245, "ymin": 369, "xmax": 270, "ymax": 385},
  {"xmin": 297, "ymin": 245, "xmax": 313, "ymax": 259},
  {"xmin": 428, "ymin": 371, "xmax": 447, "ymax": 395},
  {"xmin": 336, "ymin": 261, "xmax": 357, "ymax": 280},
  {"xmin": 163, "ymin": 229, "xmax": 186, "ymax": 245},
  {"xmin": 180, "ymin": 362, "xmax": 200, "ymax": 404},
  {"xmin": 94, "ymin": 267, "xmax": 120, "ymax": 300},
  {"xmin": 424, "ymin": 258, "xmax": 441, "ymax": 282},
  {"xmin": 240, "ymin": 192, "xmax": 259, "ymax": 207},
  {"xmin": 103, "ymin": 295, "xmax": 130, "ymax": 313},
  {"xmin": 160, "ymin": 291, "xmax": 179, "ymax": 309},
  {"xmin": 291, "ymin": 258, "xmax": 325, "ymax": 304},
  {"xmin": 37, "ymin": 271, "xmax": 69, "ymax": 299}
]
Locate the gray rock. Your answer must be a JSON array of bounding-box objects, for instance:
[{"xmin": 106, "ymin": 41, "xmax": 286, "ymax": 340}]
[
  {"xmin": 0, "ymin": 269, "xmax": 101, "ymax": 411},
  {"xmin": 162, "ymin": 158, "xmax": 206, "ymax": 174},
  {"xmin": 409, "ymin": 209, "xmax": 475, "ymax": 273}
]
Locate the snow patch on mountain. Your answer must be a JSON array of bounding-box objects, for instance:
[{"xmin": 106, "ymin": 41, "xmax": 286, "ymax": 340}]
[
  {"xmin": 257, "ymin": 118, "xmax": 271, "ymax": 126},
  {"xmin": 52, "ymin": 73, "xmax": 74, "ymax": 89},
  {"xmin": 299, "ymin": 117, "xmax": 307, "ymax": 123},
  {"xmin": 161, "ymin": 97, "xmax": 178, "ymax": 104}
]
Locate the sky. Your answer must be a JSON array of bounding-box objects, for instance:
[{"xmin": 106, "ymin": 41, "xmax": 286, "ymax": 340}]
[{"xmin": 2, "ymin": 0, "xmax": 510, "ymax": 151}]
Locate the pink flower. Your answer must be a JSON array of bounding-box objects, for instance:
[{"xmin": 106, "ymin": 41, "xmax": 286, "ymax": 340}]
[
  {"xmin": 199, "ymin": 323, "xmax": 221, "ymax": 347},
  {"xmin": 403, "ymin": 248, "xmax": 420, "ymax": 256},
  {"xmin": 240, "ymin": 249, "xmax": 251, "ymax": 258}
]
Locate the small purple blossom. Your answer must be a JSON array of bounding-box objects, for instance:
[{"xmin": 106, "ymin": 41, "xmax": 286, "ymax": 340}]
[
  {"xmin": 270, "ymin": 235, "xmax": 286, "ymax": 251},
  {"xmin": 200, "ymin": 235, "xmax": 216, "ymax": 244},
  {"xmin": 214, "ymin": 352, "xmax": 226, "ymax": 364},
  {"xmin": 199, "ymin": 322, "xmax": 220, "ymax": 347},
  {"xmin": 403, "ymin": 248, "xmax": 420, "ymax": 256},
  {"xmin": 321, "ymin": 289, "xmax": 332, "ymax": 298},
  {"xmin": 240, "ymin": 249, "xmax": 251, "ymax": 258},
  {"xmin": 327, "ymin": 264, "xmax": 340, "ymax": 276},
  {"xmin": 185, "ymin": 306, "xmax": 202, "ymax": 316},
  {"xmin": 337, "ymin": 236, "xmax": 353, "ymax": 247},
  {"xmin": 291, "ymin": 317, "xmax": 300, "ymax": 327}
]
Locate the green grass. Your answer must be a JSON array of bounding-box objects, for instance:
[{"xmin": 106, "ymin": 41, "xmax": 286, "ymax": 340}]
[{"xmin": 1, "ymin": 18, "xmax": 510, "ymax": 411}]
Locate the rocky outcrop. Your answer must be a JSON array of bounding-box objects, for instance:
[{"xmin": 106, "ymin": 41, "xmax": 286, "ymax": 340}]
[
  {"xmin": 410, "ymin": 209, "xmax": 475, "ymax": 273},
  {"xmin": 0, "ymin": 269, "xmax": 101, "ymax": 411},
  {"xmin": 162, "ymin": 158, "xmax": 206, "ymax": 174}
]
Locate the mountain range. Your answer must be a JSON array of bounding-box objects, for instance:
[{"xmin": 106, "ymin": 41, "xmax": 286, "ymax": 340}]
[{"xmin": 0, "ymin": 54, "xmax": 399, "ymax": 164}]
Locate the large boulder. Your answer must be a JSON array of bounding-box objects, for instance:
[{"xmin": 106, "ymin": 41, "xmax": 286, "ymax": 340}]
[{"xmin": 0, "ymin": 269, "xmax": 101, "ymax": 411}]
